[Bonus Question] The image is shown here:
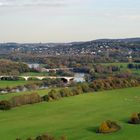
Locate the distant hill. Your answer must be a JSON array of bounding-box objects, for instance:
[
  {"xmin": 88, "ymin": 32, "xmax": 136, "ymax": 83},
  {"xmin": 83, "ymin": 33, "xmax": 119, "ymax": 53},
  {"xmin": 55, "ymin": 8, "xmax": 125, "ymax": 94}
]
[
  {"xmin": 92, "ymin": 38, "xmax": 140, "ymax": 43},
  {"xmin": 0, "ymin": 38, "xmax": 140, "ymax": 55}
]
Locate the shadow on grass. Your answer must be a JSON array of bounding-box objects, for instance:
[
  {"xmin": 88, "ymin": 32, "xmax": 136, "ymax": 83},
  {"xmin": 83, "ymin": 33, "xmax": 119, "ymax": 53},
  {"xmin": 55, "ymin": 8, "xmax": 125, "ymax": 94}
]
[
  {"xmin": 86, "ymin": 126, "xmax": 99, "ymax": 133},
  {"xmin": 120, "ymin": 118, "xmax": 137, "ymax": 125},
  {"xmin": 121, "ymin": 118, "xmax": 129, "ymax": 124}
]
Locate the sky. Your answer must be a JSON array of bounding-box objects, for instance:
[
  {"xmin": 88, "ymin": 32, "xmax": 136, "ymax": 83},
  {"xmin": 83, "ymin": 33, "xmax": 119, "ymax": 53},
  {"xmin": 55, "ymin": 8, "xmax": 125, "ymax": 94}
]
[{"xmin": 0, "ymin": 0, "xmax": 140, "ymax": 43}]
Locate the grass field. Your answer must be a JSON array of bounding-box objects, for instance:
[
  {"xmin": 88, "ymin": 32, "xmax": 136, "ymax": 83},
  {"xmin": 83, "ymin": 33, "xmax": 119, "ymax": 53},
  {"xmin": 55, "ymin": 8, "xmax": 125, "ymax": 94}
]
[
  {"xmin": 0, "ymin": 81, "xmax": 31, "ymax": 88},
  {"xmin": 101, "ymin": 62, "xmax": 140, "ymax": 76},
  {"xmin": 100, "ymin": 62, "xmax": 130, "ymax": 67},
  {"xmin": 0, "ymin": 87, "xmax": 140, "ymax": 140},
  {"xmin": 101, "ymin": 62, "xmax": 140, "ymax": 68},
  {"xmin": 0, "ymin": 89, "xmax": 50, "ymax": 101},
  {"xmin": 21, "ymin": 72, "xmax": 49, "ymax": 76}
]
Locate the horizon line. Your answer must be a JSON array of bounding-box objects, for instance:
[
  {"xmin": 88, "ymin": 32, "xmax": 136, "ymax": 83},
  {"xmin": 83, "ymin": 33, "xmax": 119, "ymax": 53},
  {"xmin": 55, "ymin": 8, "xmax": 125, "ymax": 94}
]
[{"xmin": 1, "ymin": 37, "xmax": 140, "ymax": 44}]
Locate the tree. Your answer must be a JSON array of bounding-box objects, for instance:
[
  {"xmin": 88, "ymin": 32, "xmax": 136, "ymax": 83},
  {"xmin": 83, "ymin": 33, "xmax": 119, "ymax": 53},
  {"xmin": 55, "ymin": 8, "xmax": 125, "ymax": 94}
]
[
  {"xmin": 0, "ymin": 100, "xmax": 11, "ymax": 110},
  {"xmin": 98, "ymin": 120, "xmax": 121, "ymax": 133},
  {"xmin": 60, "ymin": 88, "xmax": 73, "ymax": 97},
  {"xmin": 10, "ymin": 93, "xmax": 41, "ymax": 107},
  {"xmin": 80, "ymin": 83, "xmax": 91, "ymax": 93},
  {"xmin": 47, "ymin": 89, "xmax": 61, "ymax": 101},
  {"xmin": 35, "ymin": 134, "xmax": 55, "ymax": 140},
  {"xmin": 129, "ymin": 113, "xmax": 140, "ymax": 124},
  {"xmin": 72, "ymin": 86, "xmax": 83, "ymax": 95}
]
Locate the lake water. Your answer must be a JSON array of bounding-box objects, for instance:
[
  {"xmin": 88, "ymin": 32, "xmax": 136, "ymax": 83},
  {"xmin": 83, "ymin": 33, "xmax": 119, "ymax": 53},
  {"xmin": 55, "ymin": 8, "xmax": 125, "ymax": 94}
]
[{"xmin": 27, "ymin": 63, "xmax": 40, "ymax": 69}]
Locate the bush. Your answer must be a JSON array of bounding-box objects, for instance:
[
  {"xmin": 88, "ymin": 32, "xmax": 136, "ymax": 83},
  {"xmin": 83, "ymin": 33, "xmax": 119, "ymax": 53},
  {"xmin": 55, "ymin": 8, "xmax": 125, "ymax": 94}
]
[
  {"xmin": 10, "ymin": 93, "xmax": 42, "ymax": 107},
  {"xmin": 98, "ymin": 120, "xmax": 121, "ymax": 133},
  {"xmin": 60, "ymin": 136, "xmax": 68, "ymax": 140},
  {"xmin": 80, "ymin": 83, "xmax": 91, "ymax": 93},
  {"xmin": 25, "ymin": 84, "xmax": 39, "ymax": 90},
  {"xmin": 90, "ymin": 77, "xmax": 139, "ymax": 91},
  {"xmin": 47, "ymin": 89, "xmax": 61, "ymax": 101},
  {"xmin": 60, "ymin": 88, "xmax": 73, "ymax": 97},
  {"xmin": 16, "ymin": 138, "xmax": 21, "ymax": 140},
  {"xmin": 129, "ymin": 113, "xmax": 140, "ymax": 124},
  {"xmin": 72, "ymin": 86, "xmax": 83, "ymax": 95},
  {"xmin": 20, "ymin": 133, "xmax": 68, "ymax": 140},
  {"xmin": 35, "ymin": 134, "xmax": 55, "ymax": 140},
  {"xmin": 0, "ymin": 100, "xmax": 11, "ymax": 110},
  {"xmin": 42, "ymin": 94, "xmax": 49, "ymax": 102}
]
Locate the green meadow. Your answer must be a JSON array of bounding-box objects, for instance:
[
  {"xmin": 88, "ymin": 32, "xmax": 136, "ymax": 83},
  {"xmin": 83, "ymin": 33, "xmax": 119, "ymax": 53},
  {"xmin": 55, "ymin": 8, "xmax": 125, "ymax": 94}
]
[
  {"xmin": 101, "ymin": 62, "xmax": 140, "ymax": 76},
  {"xmin": 0, "ymin": 81, "xmax": 30, "ymax": 88},
  {"xmin": 0, "ymin": 87, "xmax": 140, "ymax": 140},
  {"xmin": 21, "ymin": 72, "xmax": 49, "ymax": 76},
  {"xmin": 0, "ymin": 89, "xmax": 49, "ymax": 101}
]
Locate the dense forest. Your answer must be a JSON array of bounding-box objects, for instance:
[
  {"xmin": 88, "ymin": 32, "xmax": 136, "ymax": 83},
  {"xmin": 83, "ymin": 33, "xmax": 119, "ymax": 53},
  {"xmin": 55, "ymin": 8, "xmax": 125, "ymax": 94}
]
[{"xmin": 0, "ymin": 60, "xmax": 30, "ymax": 75}]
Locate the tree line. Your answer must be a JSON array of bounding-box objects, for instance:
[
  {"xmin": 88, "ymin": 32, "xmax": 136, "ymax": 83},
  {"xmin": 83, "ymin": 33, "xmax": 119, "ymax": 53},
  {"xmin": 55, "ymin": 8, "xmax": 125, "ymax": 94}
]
[
  {"xmin": 0, "ymin": 59, "xmax": 30, "ymax": 75},
  {"xmin": 0, "ymin": 79, "xmax": 65, "ymax": 94},
  {"xmin": 0, "ymin": 77, "xmax": 139, "ymax": 110},
  {"xmin": 128, "ymin": 63, "xmax": 140, "ymax": 69}
]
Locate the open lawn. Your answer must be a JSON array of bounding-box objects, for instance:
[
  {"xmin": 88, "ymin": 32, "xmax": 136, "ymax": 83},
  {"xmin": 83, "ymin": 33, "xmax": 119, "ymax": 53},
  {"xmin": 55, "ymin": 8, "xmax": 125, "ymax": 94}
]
[{"xmin": 0, "ymin": 87, "xmax": 140, "ymax": 140}]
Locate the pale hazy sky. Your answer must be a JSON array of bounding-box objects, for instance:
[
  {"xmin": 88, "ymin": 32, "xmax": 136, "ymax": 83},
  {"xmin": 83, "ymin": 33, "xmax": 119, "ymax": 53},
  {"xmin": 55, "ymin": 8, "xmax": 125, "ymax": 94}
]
[{"xmin": 0, "ymin": 0, "xmax": 140, "ymax": 43}]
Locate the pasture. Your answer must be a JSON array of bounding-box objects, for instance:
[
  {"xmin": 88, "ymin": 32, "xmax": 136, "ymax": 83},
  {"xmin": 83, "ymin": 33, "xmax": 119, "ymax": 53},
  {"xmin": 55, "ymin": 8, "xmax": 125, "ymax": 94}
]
[
  {"xmin": 0, "ymin": 81, "xmax": 30, "ymax": 88},
  {"xmin": 101, "ymin": 62, "xmax": 140, "ymax": 76},
  {"xmin": 0, "ymin": 87, "xmax": 140, "ymax": 140}
]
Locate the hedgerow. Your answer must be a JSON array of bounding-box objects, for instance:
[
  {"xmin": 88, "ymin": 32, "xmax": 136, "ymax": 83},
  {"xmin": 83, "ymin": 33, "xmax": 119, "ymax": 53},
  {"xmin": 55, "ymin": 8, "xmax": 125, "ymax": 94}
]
[{"xmin": 0, "ymin": 77, "xmax": 139, "ymax": 110}]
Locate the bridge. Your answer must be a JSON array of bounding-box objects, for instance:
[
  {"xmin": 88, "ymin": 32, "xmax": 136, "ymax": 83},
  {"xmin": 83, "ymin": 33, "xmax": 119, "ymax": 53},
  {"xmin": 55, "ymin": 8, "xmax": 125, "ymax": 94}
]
[
  {"xmin": 0, "ymin": 76, "xmax": 74, "ymax": 83},
  {"xmin": 40, "ymin": 68, "xmax": 74, "ymax": 72}
]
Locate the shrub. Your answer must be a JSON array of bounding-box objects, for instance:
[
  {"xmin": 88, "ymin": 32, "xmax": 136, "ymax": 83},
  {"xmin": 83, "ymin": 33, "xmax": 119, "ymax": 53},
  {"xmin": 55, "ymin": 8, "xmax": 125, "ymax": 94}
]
[
  {"xmin": 90, "ymin": 77, "xmax": 139, "ymax": 91},
  {"xmin": 16, "ymin": 138, "xmax": 21, "ymax": 140},
  {"xmin": 60, "ymin": 88, "xmax": 73, "ymax": 97},
  {"xmin": 10, "ymin": 93, "xmax": 42, "ymax": 107},
  {"xmin": 20, "ymin": 133, "xmax": 68, "ymax": 140},
  {"xmin": 42, "ymin": 94, "xmax": 49, "ymax": 102},
  {"xmin": 98, "ymin": 120, "xmax": 121, "ymax": 133},
  {"xmin": 47, "ymin": 89, "xmax": 61, "ymax": 101},
  {"xmin": 72, "ymin": 86, "xmax": 83, "ymax": 95},
  {"xmin": 35, "ymin": 134, "xmax": 55, "ymax": 140},
  {"xmin": 0, "ymin": 100, "xmax": 11, "ymax": 110},
  {"xmin": 25, "ymin": 84, "xmax": 39, "ymax": 90},
  {"xmin": 80, "ymin": 83, "xmax": 91, "ymax": 93},
  {"xmin": 129, "ymin": 113, "xmax": 140, "ymax": 124},
  {"xmin": 60, "ymin": 136, "xmax": 68, "ymax": 140}
]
